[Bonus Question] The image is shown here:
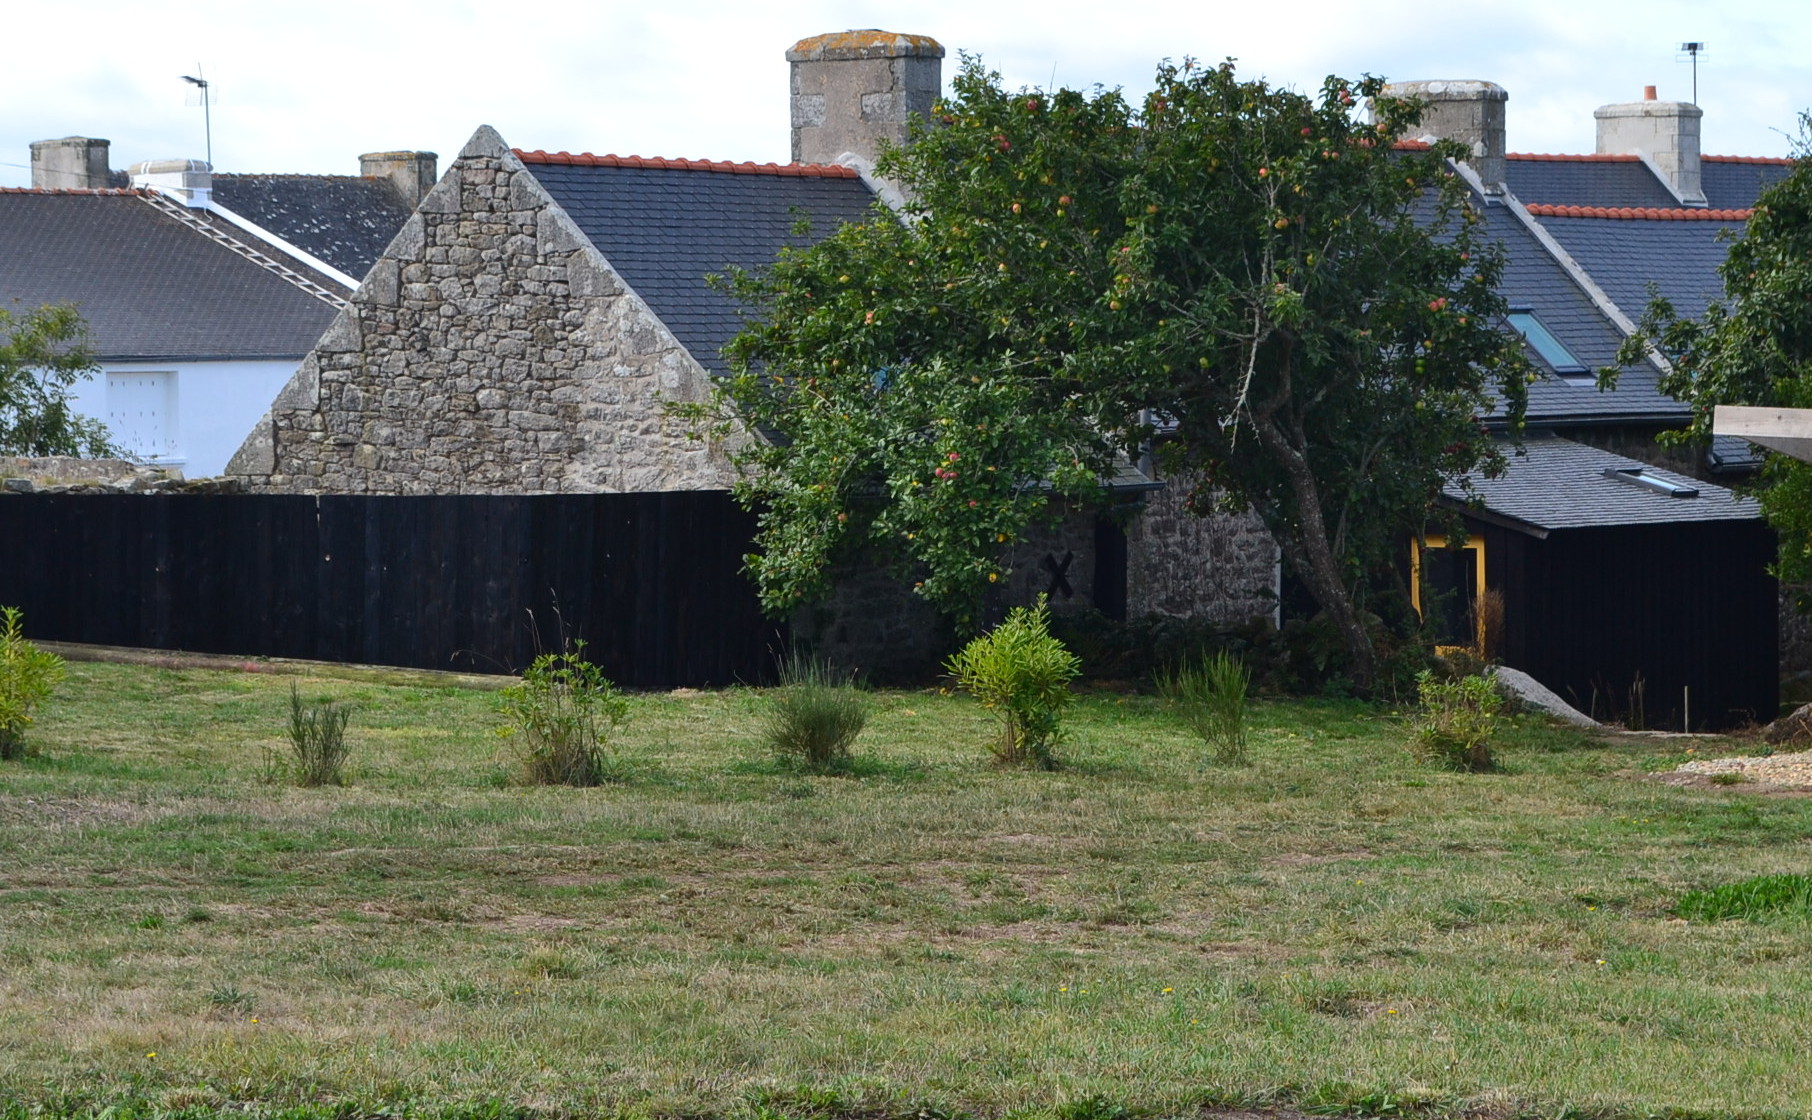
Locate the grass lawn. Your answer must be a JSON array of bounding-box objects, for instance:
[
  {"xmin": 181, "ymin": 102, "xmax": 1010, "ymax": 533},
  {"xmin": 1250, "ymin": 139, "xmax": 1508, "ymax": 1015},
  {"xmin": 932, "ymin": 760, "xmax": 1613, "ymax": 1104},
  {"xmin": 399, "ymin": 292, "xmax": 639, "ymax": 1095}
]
[{"xmin": 2, "ymin": 661, "xmax": 1810, "ymax": 1119}]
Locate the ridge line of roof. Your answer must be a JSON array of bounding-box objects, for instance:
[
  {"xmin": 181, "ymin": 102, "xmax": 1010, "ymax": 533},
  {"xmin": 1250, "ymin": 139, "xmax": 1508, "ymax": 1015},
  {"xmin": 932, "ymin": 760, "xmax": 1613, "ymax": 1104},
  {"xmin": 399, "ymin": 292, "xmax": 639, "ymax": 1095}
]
[
  {"xmin": 1508, "ymin": 152, "xmax": 1640, "ymax": 163},
  {"xmin": 1526, "ymin": 203, "xmax": 1753, "ymax": 221},
  {"xmin": 0, "ymin": 186, "xmax": 145, "ymax": 196},
  {"xmin": 1702, "ymin": 154, "xmax": 1796, "ymax": 165},
  {"xmin": 512, "ymin": 150, "xmax": 860, "ymax": 178}
]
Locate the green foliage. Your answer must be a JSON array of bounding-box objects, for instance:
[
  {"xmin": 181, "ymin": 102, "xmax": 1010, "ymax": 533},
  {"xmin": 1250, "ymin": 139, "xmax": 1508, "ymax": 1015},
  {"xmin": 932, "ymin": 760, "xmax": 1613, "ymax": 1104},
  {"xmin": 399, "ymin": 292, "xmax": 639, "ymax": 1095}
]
[
  {"xmin": 281, "ymin": 681, "xmax": 352, "ymax": 787},
  {"xmin": 0, "ymin": 304, "xmax": 116, "ymax": 457},
  {"xmin": 1677, "ymin": 873, "xmax": 1812, "ymax": 922},
  {"xmin": 0, "ymin": 606, "xmax": 65, "ymax": 760},
  {"xmin": 763, "ymin": 652, "xmax": 872, "ymax": 771},
  {"xmin": 1158, "ymin": 651, "xmax": 1251, "ymax": 764},
  {"xmin": 707, "ymin": 57, "xmax": 1529, "ymax": 679},
  {"xmin": 1410, "ymin": 670, "xmax": 1501, "ymax": 772},
  {"xmin": 1612, "ymin": 118, "xmax": 1812, "ymax": 582},
  {"xmin": 943, "ymin": 598, "xmax": 1080, "ymax": 768},
  {"xmin": 497, "ymin": 641, "xmax": 629, "ymax": 786}
]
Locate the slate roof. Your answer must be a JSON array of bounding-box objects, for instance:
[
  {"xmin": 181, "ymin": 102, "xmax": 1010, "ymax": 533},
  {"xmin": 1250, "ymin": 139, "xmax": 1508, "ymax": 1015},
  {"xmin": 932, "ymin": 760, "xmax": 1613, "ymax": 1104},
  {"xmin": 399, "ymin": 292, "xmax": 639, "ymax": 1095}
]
[
  {"xmin": 1535, "ymin": 210, "xmax": 1743, "ymax": 322},
  {"xmin": 1505, "ymin": 154, "xmax": 1679, "ymax": 208},
  {"xmin": 1700, "ymin": 156, "xmax": 1794, "ymax": 211},
  {"xmin": 1476, "ymin": 200, "xmax": 1686, "ymax": 423},
  {"xmin": 519, "ymin": 152, "xmax": 878, "ymax": 375},
  {"xmin": 1450, "ymin": 434, "xmax": 1760, "ymax": 530},
  {"xmin": 211, "ymin": 174, "xmax": 414, "ymax": 281},
  {"xmin": 0, "ymin": 189, "xmax": 338, "ymax": 361}
]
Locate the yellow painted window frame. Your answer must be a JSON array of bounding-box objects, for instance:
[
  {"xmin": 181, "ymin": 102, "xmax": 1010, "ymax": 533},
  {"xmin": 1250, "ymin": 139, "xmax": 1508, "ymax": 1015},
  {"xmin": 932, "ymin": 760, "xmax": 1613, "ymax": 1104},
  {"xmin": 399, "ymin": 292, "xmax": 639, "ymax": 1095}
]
[{"xmin": 1410, "ymin": 534, "xmax": 1488, "ymax": 652}]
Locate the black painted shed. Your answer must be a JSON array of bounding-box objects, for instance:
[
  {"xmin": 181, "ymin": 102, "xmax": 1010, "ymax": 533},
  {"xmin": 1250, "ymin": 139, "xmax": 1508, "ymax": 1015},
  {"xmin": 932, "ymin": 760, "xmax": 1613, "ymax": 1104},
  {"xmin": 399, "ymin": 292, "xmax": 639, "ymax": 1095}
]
[{"xmin": 1418, "ymin": 436, "xmax": 1777, "ymax": 730}]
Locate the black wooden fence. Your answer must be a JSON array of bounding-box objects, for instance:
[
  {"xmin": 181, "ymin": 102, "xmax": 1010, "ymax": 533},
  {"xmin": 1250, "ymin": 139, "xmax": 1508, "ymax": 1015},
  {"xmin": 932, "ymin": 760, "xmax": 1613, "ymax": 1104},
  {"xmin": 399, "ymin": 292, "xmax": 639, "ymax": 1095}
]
[{"xmin": 0, "ymin": 492, "xmax": 783, "ymax": 687}]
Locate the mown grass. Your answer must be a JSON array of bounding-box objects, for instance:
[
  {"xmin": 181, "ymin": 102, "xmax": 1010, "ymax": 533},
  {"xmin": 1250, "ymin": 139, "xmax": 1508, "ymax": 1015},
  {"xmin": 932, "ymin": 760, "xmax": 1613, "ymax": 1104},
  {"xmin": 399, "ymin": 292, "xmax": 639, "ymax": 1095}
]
[{"xmin": 2, "ymin": 663, "xmax": 1811, "ymax": 1120}]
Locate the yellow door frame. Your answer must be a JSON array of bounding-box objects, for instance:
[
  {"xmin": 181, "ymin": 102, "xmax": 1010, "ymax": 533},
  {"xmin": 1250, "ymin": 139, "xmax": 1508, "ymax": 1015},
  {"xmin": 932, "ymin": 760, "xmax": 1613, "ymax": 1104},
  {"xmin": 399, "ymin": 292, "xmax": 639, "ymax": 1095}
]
[{"xmin": 1410, "ymin": 534, "xmax": 1488, "ymax": 652}]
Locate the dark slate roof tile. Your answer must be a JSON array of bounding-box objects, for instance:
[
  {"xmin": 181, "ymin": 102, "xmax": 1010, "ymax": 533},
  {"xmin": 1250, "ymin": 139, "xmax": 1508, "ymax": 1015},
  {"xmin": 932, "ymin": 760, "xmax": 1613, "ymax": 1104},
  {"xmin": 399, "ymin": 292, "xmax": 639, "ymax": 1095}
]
[
  {"xmin": 1537, "ymin": 213, "xmax": 1741, "ymax": 322},
  {"xmin": 526, "ymin": 161, "xmax": 876, "ymax": 375},
  {"xmin": 1505, "ymin": 155, "xmax": 1678, "ymax": 207},
  {"xmin": 0, "ymin": 191, "xmax": 338, "ymax": 360},
  {"xmin": 1451, "ymin": 434, "xmax": 1760, "ymax": 529},
  {"xmin": 210, "ymin": 174, "xmax": 415, "ymax": 280},
  {"xmin": 1700, "ymin": 157, "xmax": 1795, "ymax": 211}
]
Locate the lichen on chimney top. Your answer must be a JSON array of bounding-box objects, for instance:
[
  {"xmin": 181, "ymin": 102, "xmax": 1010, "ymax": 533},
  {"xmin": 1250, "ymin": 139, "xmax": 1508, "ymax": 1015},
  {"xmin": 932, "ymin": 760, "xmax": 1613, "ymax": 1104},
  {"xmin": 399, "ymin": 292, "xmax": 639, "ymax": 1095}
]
[{"xmin": 786, "ymin": 30, "xmax": 944, "ymax": 62}]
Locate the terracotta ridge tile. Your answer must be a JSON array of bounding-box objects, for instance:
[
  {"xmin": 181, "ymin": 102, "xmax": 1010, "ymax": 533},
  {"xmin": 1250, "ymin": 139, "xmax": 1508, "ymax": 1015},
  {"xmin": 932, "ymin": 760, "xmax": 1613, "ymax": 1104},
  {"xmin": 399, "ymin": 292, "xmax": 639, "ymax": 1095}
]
[
  {"xmin": 511, "ymin": 149, "xmax": 859, "ymax": 178},
  {"xmin": 1702, "ymin": 154, "xmax": 1796, "ymax": 165},
  {"xmin": 1524, "ymin": 202, "xmax": 1754, "ymax": 220}
]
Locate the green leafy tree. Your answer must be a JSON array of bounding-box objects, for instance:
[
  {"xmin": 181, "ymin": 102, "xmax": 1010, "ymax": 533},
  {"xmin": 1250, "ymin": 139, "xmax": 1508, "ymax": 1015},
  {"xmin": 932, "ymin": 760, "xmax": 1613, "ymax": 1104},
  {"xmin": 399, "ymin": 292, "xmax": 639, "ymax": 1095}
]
[
  {"xmin": 1613, "ymin": 122, "xmax": 1812, "ymax": 584},
  {"xmin": 712, "ymin": 57, "xmax": 1528, "ymax": 688},
  {"xmin": 0, "ymin": 303, "xmax": 115, "ymax": 457}
]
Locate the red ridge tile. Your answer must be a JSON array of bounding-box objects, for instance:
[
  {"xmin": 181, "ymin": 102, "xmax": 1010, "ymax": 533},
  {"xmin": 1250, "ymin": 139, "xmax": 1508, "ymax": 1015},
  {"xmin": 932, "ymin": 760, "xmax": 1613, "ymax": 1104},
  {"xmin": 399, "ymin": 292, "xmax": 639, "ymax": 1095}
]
[{"xmin": 1524, "ymin": 202, "xmax": 1754, "ymax": 220}]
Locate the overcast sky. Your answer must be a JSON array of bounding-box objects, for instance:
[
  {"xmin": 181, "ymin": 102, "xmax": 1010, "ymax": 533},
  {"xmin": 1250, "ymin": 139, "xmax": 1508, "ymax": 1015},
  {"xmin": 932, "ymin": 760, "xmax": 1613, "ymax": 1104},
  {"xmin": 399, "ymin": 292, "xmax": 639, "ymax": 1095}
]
[{"xmin": 2, "ymin": 0, "xmax": 1807, "ymax": 189}]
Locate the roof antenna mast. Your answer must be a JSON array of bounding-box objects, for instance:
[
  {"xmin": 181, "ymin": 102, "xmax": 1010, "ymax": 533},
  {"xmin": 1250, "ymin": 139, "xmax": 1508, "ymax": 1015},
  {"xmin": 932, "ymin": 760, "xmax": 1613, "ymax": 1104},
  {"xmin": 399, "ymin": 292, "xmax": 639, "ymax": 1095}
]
[
  {"xmin": 181, "ymin": 68, "xmax": 212, "ymax": 168},
  {"xmin": 1678, "ymin": 42, "xmax": 1705, "ymax": 105}
]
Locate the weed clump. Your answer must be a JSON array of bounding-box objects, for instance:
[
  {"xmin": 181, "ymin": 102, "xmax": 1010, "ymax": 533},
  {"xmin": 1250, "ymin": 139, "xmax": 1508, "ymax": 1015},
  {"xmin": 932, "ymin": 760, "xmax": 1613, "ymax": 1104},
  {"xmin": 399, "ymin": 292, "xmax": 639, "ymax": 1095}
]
[
  {"xmin": 763, "ymin": 653, "xmax": 870, "ymax": 772},
  {"xmin": 498, "ymin": 641, "xmax": 628, "ymax": 786},
  {"xmin": 1158, "ymin": 650, "xmax": 1251, "ymax": 765},
  {"xmin": 0, "ymin": 606, "xmax": 65, "ymax": 761},
  {"xmin": 282, "ymin": 682, "xmax": 351, "ymax": 786},
  {"xmin": 945, "ymin": 597, "xmax": 1080, "ymax": 769},
  {"xmin": 1678, "ymin": 873, "xmax": 1812, "ymax": 922},
  {"xmin": 1411, "ymin": 670, "xmax": 1501, "ymax": 772}
]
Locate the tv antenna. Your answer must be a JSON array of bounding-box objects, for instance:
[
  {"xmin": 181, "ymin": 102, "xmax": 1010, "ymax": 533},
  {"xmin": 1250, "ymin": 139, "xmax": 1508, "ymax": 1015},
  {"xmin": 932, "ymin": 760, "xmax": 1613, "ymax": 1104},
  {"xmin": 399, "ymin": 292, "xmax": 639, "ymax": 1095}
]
[
  {"xmin": 1677, "ymin": 42, "xmax": 1706, "ymax": 105},
  {"xmin": 181, "ymin": 68, "xmax": 213, "ymax": 168}
]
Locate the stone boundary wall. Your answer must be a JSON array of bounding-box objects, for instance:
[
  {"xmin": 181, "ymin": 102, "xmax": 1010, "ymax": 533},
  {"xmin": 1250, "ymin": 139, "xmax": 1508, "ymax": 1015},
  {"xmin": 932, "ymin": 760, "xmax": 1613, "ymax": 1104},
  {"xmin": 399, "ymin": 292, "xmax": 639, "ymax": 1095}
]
[
  {"xmin": 228, "ymin": 125, "xmax": 740, "ymax": 495},
  {"xmin": 1126, "ymin": 475, "xmax": 1279, "ymax": 623}
]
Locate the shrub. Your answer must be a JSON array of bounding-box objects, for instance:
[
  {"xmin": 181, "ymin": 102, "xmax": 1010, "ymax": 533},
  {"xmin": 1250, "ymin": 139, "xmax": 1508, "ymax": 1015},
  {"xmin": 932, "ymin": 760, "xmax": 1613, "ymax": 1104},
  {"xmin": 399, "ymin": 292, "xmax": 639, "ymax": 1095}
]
[
  {"xmin": 944, "ymin": 597, "xmax": 1080, "ymax": 769},
  {"xmin": 0, "ymin": 606, "xmax": 64, "ymax": 761},
  {"xmin": 1678, "ymin": 873, "xmax": 1812, "ymax": 922},
  {"xmin": 1159, "ymin": 651, "xmax": 1251, "ymax": 765},
  {"xmin": 1411, "ymin": 670, "xmax": 1501, "ymax": 772},
  {"xmin": 498, "ymin": 641, "xmax": 629, "ymax": 786},
  {"xmin": 763, "ymin": 652, "xmax": 871, "ymax": 772},
  {"xmin": 282, "ymin": 682, "xmax": 351, "ymax": 787}
]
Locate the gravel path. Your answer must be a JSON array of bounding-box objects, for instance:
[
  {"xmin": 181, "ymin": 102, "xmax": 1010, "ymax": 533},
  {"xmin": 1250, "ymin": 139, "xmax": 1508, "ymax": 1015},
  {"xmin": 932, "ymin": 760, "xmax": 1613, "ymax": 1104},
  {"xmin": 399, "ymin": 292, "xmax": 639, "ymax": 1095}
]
[{"xmin": 1676, "ymin": 748, "xmax": 1812, "ymax": 788}]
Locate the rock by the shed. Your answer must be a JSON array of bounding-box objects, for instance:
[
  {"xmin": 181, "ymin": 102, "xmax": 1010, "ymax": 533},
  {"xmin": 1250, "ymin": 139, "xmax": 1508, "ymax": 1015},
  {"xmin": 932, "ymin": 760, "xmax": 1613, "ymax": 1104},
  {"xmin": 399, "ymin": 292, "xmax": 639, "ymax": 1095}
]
[
  {"xmin": 1491, "ymin": 666, "xmax": 1599, "ymax": 728},
  {"xmin": 1764, "ymin": 703, "xmax": 1812, "ymax": 745}
]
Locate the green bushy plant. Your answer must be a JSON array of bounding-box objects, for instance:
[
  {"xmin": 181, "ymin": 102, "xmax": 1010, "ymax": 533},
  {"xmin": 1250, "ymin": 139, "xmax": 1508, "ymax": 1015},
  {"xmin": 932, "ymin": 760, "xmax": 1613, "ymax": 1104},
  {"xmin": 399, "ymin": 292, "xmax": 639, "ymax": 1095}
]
[
  {"xmin": 280, "ymin": 682, "xmax": 351, "ymax": 787},
  {"xmin": 1159, "ymin": 651, "xmax": 1251, "ymax": 765},
  {"xmin": 498, "ymin": 640, "xmax": 629, "ymax": 786},
  {"xmin": 1411, "ymin": 670, "xmax": 1502, "ymax": 772},
  {"xmin": 944, "ymin": 597, "xmax": 1080, "ymax": 769},
  {"xmin": 763, "ymin": 652, "xmax": 871, "ymax": 772},
  {"xmin": 1677, "ymin": 873, "xmax": 1812, "ymax": 922},
  {"xmin": 0, "ymin": 606, "xmax": 65, "ymax": 760}
]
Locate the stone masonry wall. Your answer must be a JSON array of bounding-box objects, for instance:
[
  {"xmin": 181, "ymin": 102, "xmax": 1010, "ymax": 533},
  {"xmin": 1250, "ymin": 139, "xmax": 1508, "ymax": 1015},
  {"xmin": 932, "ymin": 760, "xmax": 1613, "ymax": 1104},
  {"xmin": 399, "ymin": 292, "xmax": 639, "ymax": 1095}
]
[
  {"xmin": 228, "ymin": 126, "xmax": 738, "ymax": 494},
  {"xmin": 1126, "ymin": 474, "xmax": 1279, "ymax": 623}
]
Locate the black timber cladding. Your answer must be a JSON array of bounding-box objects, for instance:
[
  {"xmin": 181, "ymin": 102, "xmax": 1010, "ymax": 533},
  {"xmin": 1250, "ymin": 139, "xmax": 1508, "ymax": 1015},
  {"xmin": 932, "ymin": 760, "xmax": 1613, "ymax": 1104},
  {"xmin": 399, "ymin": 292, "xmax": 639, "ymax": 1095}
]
[
  {"xmin": 0, "ymin": 191, "xmax": 337, "ymax": 360},
  {"xmin": 211, "ymin": 174, "xmax": 416, "ymax": 280},
  {"xmin": 0, "ymin": 492, "xmax": 782, "ymax": 688},
  {"xmin": 529, "ymin": 163, "xmax": 877, "ymax": 374}
]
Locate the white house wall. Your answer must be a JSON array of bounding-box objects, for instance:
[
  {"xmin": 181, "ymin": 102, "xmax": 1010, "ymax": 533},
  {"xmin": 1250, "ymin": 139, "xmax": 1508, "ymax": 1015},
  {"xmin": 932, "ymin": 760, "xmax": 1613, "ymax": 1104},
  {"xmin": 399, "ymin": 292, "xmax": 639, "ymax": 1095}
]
[{"xmin": 67, "ymin": 358, "xmax": 299, "ymax": 478}]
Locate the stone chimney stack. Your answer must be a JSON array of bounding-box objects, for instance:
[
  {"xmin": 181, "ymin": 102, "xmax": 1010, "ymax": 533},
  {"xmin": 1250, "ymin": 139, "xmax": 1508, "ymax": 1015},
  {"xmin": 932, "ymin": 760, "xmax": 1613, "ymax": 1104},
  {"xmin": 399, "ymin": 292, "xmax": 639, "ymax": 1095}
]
[
  {"xmin": 30, "ymin": 137, "xmax": 112, "ymax": 190},
  {"xmin": 360, "ymin": 150, "xmax": 439, "ymax": 205},
  {"xmin": 1595, "ymin": 88, "xmax": 1706, "ymax": 205},
  {"xmin": 787, "ymin": 30, "xmax": 944, "ymax": 168},
  {"xmin": 129, "ymin": 158, "xmax": 211, "ymax": 208},
  {"xmin": 1378, "ymin": 80, "xmax": 1508, "ymax": 195}
]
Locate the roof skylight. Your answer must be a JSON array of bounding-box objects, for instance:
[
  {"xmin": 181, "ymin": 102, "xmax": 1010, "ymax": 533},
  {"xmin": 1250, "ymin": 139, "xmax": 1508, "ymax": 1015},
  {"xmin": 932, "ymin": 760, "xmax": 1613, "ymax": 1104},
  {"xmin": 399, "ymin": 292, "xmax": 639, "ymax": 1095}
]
[{"xmin": 1507, "ymin": 308, "xmax": 1591, "ymax": 383}]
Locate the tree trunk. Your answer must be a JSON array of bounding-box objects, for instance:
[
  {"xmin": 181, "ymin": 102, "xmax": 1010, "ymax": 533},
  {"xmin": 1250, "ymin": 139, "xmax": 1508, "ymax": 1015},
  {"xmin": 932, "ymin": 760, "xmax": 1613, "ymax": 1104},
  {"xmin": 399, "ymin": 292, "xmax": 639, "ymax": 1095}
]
[{"xmin": 1252, "ymin": 417, "xmax": 1378, "ymax": 693}]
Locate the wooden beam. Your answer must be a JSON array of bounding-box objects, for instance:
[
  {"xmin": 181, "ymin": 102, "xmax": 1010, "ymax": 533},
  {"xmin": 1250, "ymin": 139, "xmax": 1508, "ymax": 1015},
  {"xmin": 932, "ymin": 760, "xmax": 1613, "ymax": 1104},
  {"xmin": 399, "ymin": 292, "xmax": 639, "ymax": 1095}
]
[{"xmin": 1713, "ymin": 405, "xmax": 1812, "ymax": 463}]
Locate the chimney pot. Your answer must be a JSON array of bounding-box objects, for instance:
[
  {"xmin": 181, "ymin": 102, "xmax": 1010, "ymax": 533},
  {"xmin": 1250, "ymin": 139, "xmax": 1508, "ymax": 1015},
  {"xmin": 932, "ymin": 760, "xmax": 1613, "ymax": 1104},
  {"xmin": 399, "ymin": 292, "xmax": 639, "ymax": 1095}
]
[
  {"xmin": 1377, "ymin": 80, "xmax": 1508, "ymax": 193},
  {"xmin": 1644, "ymin": 85, "xmax": 1658, "ymax": 101},
  {"xmin": 788, "ymin": 29, "xmax": 944, "ymax": 168},
  {"xmin": 29, "ymin": 136, "xmax": 112, "ymax": 190},
  {"xmin": 359, "ymin": 150, "xmax": 439, "ymax": 205}
]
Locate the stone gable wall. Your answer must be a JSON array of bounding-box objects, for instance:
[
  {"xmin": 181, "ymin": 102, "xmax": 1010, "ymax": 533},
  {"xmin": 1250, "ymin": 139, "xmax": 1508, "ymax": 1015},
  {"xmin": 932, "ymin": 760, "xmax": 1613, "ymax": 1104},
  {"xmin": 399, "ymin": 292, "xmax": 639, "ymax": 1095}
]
[
  {"xmin": 228, "ymin": 126, "xmax": 738, "ymax": 494},
  {"xmin": 1126, "ymin": 475, "xmax": 1279, "ymax": 623}
]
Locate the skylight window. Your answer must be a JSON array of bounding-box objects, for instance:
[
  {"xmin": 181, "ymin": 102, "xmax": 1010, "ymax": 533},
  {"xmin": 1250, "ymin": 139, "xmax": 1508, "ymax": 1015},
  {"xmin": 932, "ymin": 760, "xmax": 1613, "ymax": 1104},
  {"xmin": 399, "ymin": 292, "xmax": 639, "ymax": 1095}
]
[{"xmin": 1506, "ymin": 308, "xmax": 1591, "ymax": 383}]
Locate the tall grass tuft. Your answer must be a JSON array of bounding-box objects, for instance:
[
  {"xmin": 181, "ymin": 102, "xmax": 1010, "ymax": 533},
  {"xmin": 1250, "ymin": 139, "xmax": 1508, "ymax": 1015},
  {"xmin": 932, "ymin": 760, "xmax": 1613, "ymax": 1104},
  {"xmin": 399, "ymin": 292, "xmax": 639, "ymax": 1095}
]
[
  {"xmin": 498, "ymin": 640, "xmax": 629, "ymax": 786},
  {"xmin": 285, "ymin": 682, "xmax": 351, "ymax": 786},
  {"xmin": 0, "ymin": 606, "xmax": 64, "ymax": 761},
  {"xmin": 1158, "ymin": 651, "xmax": 1251, "ymax": 765},
  {"xmin": 944, "ymin": 597, "xmax": 1080, "ymax": 769},
  {"xmin": 763, "ymin": 652, "xmax": 871, "ymax": 772}
]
